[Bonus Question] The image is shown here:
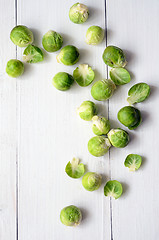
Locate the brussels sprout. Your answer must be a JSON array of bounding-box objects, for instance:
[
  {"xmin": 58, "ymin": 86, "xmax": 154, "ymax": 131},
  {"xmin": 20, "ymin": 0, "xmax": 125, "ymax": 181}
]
[
  {"xmin": 52, "ymin": 72, "xmax": 74, "ymax": 91},
  {"xmin": 65, "ymin": 158, "xmax": 85, "ymax": 179},
  {"xmin": 85, "ymin": 26, "xmax": 104, "ymax": 45},
  {"xmin": 91, "ymin": 79, "xmax": 116, "ymax": 101},
  {"xmin": 77, "ymin": 100, "xmax": 97, "ymax": 121},
  {"xmin": 82, "ymin": 172, "xmax": 102, "ymax": 191},
  {"xmin": 10, "ymin": 25, "xmax": 33, "ymax": 47},
  {"xmin": 118, "ymin": 106, "xmax": 142, "ymax": 130},
  {"xmin": 57, "ymin": 45, "xmax": 79, "ymax": 65},
  {"xmin": 104, "ymin": 180, "xmax": 123, "ymax": 199},
  {"xmin": 23, "ymin": 44, "xmax": 44, "ymax": 63},
  {"xmin": 42, "ymin": 30, "xmax": 63, "ymax": 52},
  {"xmin": 88, "ymin": 136, "xmax": 111, "ymax": 157},
  {"xmin": 124, "ymin": 154, "xmax": 142, "ymax": 171},
  {"xmin": 6, "ymin": 59, "xmax": 24, "ymax": 78},
  {"xmin": 108, "ymin": 128, "xmax": 129, "ymax": 148},
  {"xmin": 103, "ymin": 46, "xmax": 127, "ymax": 68},
  {"xmin": 73, "ymin": 64, "xmax": 95, "ymax": 87},
  {"xmin": 60, "ymin": 205, "xmax": 82, "ymax": 227},
  {"xmin": 69, "ymin": 3, "xmax": 89, "ymax": 24},
  {"xmin": 127, "ymin": 83, "xmax": 150, "ymax": 105},
  {"xmin": 92, "ymin": 116, "xmax": 110, "ymax": 136},
  {"xmin": 110, "ymin": 68, "xmax": 131, "ymax": 85}
]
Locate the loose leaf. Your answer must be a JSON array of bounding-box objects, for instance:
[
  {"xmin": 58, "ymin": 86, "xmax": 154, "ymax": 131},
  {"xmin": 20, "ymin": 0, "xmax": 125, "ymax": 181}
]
[
  {"xmin": 124, "ymin": 154, "xmax": 142, "ymax": 171},
  {"xmin": 110, "ymin": 68, "xmax": 131, "ymax": 85},
  {"xmin": 104, "ymin": 180, "xmax": 123, "ymax": 199},
  {"xmin": 127, "ymin": 82, "xmax": 150, "ymax": 105},
  {"xmin": 65, "ymin": 158, "xmax": 85, "ymax": 179}
]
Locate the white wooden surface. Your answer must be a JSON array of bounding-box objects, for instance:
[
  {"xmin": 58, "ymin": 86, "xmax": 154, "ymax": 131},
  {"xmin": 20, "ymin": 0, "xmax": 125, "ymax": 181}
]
[{"xmin": 0, "ymin": 0, "xmax": 159, "ymax": 239}]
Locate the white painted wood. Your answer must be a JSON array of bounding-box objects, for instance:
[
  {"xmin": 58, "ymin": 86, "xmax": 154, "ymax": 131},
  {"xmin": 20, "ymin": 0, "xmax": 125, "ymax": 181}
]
[
  {"xmin": 17, "ymin": 0, "xmax": 111, "ymax": 239},
  {"xmin": 107, "ymin": 0, "xmax": 159, "ymax": 239},
  {"xmin": 0, "ymin": 1, "xmax": 17, "ymax": 240}
]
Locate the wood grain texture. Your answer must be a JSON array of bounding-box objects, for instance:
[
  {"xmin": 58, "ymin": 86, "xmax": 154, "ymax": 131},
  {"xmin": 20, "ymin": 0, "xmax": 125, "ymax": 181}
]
[
  {"xmin": 107, "ymin": 0, "xmax": 159, "ymax": 239},
  {"xmin": 0, "ymin": 1, "xmax": 17, "ymax": 240},
  {"xmin": 17, "ymin": 0, "xmax": 111, "ymax": 239}
]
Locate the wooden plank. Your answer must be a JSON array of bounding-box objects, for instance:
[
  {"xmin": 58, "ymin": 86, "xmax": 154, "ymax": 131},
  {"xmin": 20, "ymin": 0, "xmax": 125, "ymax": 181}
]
[
  {"xmin": 0, "ymin": 1, "xmax": 17, "ymax": 239},
  {"xmin": 107, "ymin": 0, "xmax": 159, "ymax": 239},
  {"xmin": 17, "ymin": 0, "xmax": 111, "ymax": 239}
]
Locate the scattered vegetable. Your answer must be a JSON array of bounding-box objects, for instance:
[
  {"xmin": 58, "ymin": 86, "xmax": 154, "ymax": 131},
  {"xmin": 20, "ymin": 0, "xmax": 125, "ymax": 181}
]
[
  {"xmin": 85, "ymin": 26, "xmax": 104, "ymax": 45},
  {"xmin": 23, "ymin": 44, "xmax": 44, "ymax": 63},
  {"xmin": 69, "ymin": 3, "xmax": 89, "ymax": 24},
  {"xmin": 127, "ymin": 82, "xmax": 150, "ymax": 105},
  {"xmin": 10, "ymin": 25, "xmax": 33, "ymax": 47},
  {"xmin": 57, "ymin": 45, "xmax": 79, "ymax": 65},
  {"xmin": 60, "ymin": 205, "xmax": 82, "ymax": 226},
  {"xmin": 102, "ymin": 45, "xmax": 127, "ymax": 68},
  {"xmin": 110, "ymin": 68, "xmax": 131, "ymax": 85},
  {"xmin": 52, "ymin": 72, "xmax": 74, "ymax": 91},
  {"xmin": 92, "ymin": 116, "xmax": 110, "ymax": 136},
  {"xmin": 118, "ymin": 106, "xmax": 142, "ymax": 130},
  {"xmin": 42, "ymin": 30, "xmax": 63, "ymax": 52},
  {"xmin": 82, "ymin": 172, "xmax": 102, "ymax": 191},
  {"xmin": 124, "ymin": 154, "xmax": 142, "ymax": 171},
  {"xmin": 91, "ymin": 79, "xmax": 116, "ymax": 101},
  {"xmin": 6, "ymin": 59, "xmax": 24, "ymax": 78},
  {"xmin": 73, "ymin": 64, "xmax": 95, "ymax": 87},
  {"xmin": 65, "ymin": 158, "xmax": 85, "ymax": 179},
  {"xmin": 108, "ymin": 128, "xmax": 129, "ymax": 148},
  {"xmin": 88, "ymin": 136, "xmax": 111, "ymax": 157},
  {"xmin": 104, "ymin": 180, "xmax": 123, "ymax": 199},
  {"xmin": 77, "ymin": 100, "xmax": 97, "ymax": 121}
]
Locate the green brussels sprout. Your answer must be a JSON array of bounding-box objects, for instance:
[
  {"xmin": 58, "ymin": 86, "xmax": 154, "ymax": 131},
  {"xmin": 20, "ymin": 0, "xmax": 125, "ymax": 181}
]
[
  {"xmin": 103, "ymin": 46, "xmax": 127, "ymax": 68},
  {"xmin": 69, "ymin": 3, "xmax": 89, "ymax": 24},
  {"xmin": 124, "ymin": 154, "xmax": 142, "ymax": 171},
  {"xmin": 92, "ymin": 116, "xmax": 110, "ymax": 136},
  {"xmin": 23, "ymin": 44, "xmax": 44, "ymax": 63},
  {"xmin": 118, "ymin": 106, "xmax": 142, "ymax": 130},
  {"xmin": 127, "ymin": 83, "xmax": 150, "ymax": 105},
  {"xmin": 110, "ymin": 68, "xmax": 131, "ymax": 85},
  {"xmin": 77, "ymin": 100, "xmax": 97, "ymax": 121},
  {"xmin": 42, "ymin": 30, "xmax": 63, "ymax": 52},
  {"xmin": 6, "ymin": 59, "xmax": 24, "ymax": 78},
  {"xmin": 65, "ymin": 158, "xmax": 85, "ymax": 179},
  {"xmin": 88, "ymin": 136, "xmax": 111, "ymax": 157},
  {"xmin": 85, "ymin": 26, "xmax": 104, "ymax": 45},
  {"xmin": 57, "ymin": 45, "xmax": 79, "ymax": 65},
  {"xmin": 82, "ymin": 172, "xmax": 102, "ymax": 191},
  {"xmin": 108, "ymin": 128, "xmax": 129, "ymax": 148},
  {"xmin": 104, "ymin": 180, "xmax": 123, "ymax": 199},
  {"xmin": 91, "ymin": 79, "xmax": 116, "ymax": 101},
  {"xmin": 52, "ymin": 72, "xmax": 74, "ymax": 91},
  {"xmin": 60, "ymin": 205, "xmax": 82, "ymax": 226},
  {"xmin": 10, "ymin": 25, "xmax": 33, "ymax": 47},
  {"xmin": 73, "ymin": 64, "xmax": 95, "ymax": 87}
]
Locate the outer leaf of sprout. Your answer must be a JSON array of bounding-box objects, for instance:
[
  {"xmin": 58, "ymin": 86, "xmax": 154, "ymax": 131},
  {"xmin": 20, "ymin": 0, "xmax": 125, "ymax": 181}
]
[
  {"xmin": 82, "ymin": 172, "xmax": 102, "ymax": 191},
  {"xmin": 65, "ymin": 158, "xmax": 85, "ymax": 179},
  {"xmin": 85, "ymin": 26, "xmax": 104, "ymax": 45},
  {"xmin": 104, "ymin": 180, "xmax": 123, "ymax": 199},
  {"xmin": 60, "ymin": 205, "xmax": 82, "ymax": 226},
  {"xmin": 73, "ymin": 64, "xmax": 95, "ymax": 87},
  {"xmin": 127, "ymin": 83, "xmax": 150, "ymax": 105},
  {"xmin": 23, "ymin": 44, "xmax": 44, "ymax": 63},
  {"xmin": 124, "ymin": 154, "xmax": 142, "ymax": 171},
  {"xmin": 110, "ymin": 68, "xmax": 131, "ymax": 85},
  {"xmin": 92, "ymin": 116, "xmax": 110, "ymax": 135},
  {"xmin": 88, "ymin": 136, "xmax": 111, "ymax": 157}
]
